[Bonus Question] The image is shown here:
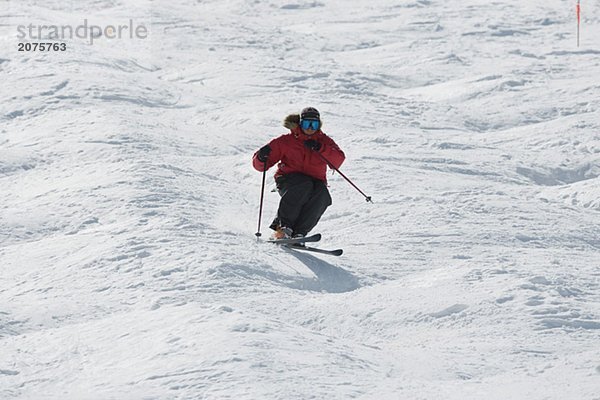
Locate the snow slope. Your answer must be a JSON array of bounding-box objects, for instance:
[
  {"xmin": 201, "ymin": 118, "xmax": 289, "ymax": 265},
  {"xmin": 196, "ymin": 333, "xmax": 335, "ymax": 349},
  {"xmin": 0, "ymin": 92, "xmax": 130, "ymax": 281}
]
[{"xmin": 1, "ymin": 0, "xmax": 599, "ymax": 399}]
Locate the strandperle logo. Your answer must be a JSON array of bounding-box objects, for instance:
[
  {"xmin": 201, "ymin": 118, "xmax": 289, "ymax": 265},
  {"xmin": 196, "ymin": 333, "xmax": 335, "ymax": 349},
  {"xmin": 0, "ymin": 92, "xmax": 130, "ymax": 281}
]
[{"xmin": 17, "ymin": 19, "xmax": 149, "ymax": 45}]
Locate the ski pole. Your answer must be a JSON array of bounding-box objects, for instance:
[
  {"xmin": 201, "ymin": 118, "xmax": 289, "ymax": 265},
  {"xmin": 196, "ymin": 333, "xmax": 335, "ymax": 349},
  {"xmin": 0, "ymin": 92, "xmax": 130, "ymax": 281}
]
[
  {"xmin": 315, "ymin": 152, "xmax": 373, "ymax": 203},
  {"xmin": 255, "ymin": 160, "xmax": 267, "ymax": 238}
]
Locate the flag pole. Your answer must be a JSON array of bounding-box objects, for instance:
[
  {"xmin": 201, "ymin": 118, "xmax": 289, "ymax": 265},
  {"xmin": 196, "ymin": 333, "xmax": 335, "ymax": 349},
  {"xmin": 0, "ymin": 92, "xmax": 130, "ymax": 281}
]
[{"xmin": 576, "ymin": 0, "xmax": 581, "ymax": 47}]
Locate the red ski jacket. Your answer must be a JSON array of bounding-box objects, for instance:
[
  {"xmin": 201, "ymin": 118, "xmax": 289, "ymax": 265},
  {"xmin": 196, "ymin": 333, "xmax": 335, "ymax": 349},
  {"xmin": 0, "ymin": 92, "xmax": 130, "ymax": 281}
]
[{"xmin": 252, "ymin": 126, "xmax": 345, "ymax": 182}]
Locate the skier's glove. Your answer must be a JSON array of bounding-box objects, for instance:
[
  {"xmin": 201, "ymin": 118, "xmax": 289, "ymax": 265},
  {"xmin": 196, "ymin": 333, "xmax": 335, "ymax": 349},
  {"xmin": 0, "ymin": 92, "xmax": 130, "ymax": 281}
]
[
  {"xmin": 257, "ymin": 145, "xmax": 271, "ymax": 162},
  {"xmin": 304, "ymin": 139, "xmax": 322, "ymax": 152}
]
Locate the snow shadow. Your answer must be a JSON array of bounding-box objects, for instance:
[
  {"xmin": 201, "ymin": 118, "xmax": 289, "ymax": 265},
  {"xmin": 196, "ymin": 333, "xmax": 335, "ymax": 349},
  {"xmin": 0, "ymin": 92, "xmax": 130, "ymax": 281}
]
[
  {"xmin": 286, "ymin": 250, "xmax": 361, "ymax": 293},
  {"xmin": 516, "ymin": 163, "xmax": 599, "ymax": 186}
]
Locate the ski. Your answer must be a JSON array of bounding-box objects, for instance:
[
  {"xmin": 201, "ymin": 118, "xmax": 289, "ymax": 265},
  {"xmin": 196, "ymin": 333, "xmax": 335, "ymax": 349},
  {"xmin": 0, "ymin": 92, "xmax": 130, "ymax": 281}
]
[
  {"xmin": 286, "ymin": 244, "xmax": 343, "ymax": 256},
  {"xmin": 266, "ymin": 233, "xmax": 342, "ymax": 256},
  {"xmin": 267, "ymin": 233, "xmax": 321, "ymax": 245}
]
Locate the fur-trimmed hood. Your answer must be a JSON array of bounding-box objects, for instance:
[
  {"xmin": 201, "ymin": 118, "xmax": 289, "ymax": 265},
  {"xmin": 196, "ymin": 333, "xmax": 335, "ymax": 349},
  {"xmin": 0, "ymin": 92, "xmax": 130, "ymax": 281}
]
[{"xmin": 283, "ymin": 114, "xmax": 301, "ymax": 129}]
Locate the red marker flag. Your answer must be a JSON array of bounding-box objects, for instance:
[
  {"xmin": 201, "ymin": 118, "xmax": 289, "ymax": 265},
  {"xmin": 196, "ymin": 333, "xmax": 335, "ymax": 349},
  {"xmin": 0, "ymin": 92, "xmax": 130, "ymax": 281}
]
[{"xmin": 577, "ymin": 0, "xmax": 581, "ymax": 47}]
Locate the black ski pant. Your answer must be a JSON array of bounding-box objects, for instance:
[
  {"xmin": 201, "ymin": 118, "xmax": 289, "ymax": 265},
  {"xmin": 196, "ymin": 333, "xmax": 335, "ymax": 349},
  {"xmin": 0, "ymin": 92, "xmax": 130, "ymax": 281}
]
[{"xmin": 270, "ymin": 173, "xmax": 332, "ymax": 236}]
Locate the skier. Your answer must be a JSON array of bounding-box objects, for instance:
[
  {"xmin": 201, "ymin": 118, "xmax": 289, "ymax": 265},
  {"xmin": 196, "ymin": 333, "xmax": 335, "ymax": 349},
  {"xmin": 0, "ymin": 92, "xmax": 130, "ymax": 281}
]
[{"xmin": 252, "ymin": 107, "xmax": 346, "ymax": 240}]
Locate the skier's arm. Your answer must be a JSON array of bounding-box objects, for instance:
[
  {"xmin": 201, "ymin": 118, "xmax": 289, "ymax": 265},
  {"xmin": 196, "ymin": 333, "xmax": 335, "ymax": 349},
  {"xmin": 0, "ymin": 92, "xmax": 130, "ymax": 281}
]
[
  {"xmin": 252, "ymin": 138, "xmax": 282, "ymax": 171},
  {"xmin": 320, "ymin": 136, "xmax": 345, "ymax": 170}
]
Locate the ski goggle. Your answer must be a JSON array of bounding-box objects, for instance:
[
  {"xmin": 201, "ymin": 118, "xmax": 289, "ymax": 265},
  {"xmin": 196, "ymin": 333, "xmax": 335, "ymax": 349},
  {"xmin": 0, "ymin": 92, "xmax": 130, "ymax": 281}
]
[{"xmin": 300, "ymin": 119, "xmax": 320, "ymax": 130}]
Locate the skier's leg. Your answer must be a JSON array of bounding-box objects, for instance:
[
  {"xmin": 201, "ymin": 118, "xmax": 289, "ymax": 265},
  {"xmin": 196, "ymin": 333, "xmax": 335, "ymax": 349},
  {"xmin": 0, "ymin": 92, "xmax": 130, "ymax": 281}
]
[
  {"xmin": 292, "ymin": 179, "xmax": 332, "ymax": 235},
  {"xmin": 274, "ymin": 173, "xmax": 314, "ymax": 229}
]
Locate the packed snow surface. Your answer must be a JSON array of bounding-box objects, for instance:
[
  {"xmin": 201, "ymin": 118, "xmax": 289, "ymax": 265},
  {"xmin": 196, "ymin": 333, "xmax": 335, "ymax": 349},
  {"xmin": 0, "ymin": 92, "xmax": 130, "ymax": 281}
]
[{"xmin": 1, "ymin": 0, "xmax": 599, "ymax": 399}]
